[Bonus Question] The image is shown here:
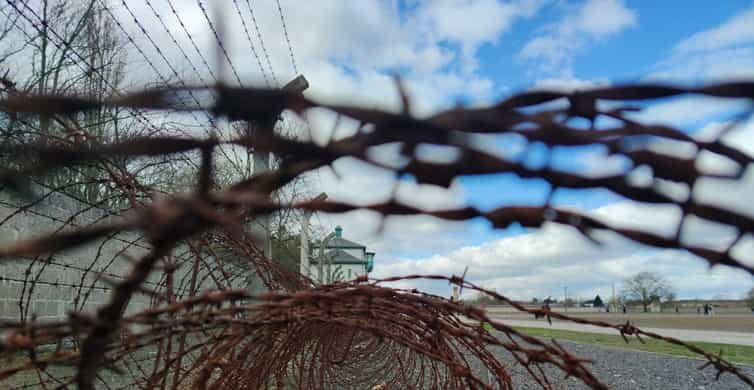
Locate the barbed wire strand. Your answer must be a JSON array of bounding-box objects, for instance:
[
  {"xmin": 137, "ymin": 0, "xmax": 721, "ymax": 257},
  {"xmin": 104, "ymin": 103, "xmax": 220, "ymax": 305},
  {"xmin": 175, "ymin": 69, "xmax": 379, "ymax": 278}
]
[
  {"xmin": 276, "ymin": 0, "xmax": 299, "ymax": 75},
  {"xmin": 164, "ymin": 0, "xmax": 218, "ymax": 83},
  {"xmin": 231, "ymin": 0, "xmax": 271, "ymax": 88},
  {"xmin": 196, "ymin": 0, "xmax": 245, "ymax": 87},
  {"xmin": 244, "ymin": 0, "xmax": 279, "ymax": 86}
]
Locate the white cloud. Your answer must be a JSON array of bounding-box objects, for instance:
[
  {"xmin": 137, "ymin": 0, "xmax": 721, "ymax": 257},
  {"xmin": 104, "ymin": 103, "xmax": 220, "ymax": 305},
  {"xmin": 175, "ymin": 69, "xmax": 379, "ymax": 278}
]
[
  {"xmin": 307, "ymin": 154, "xmax": 469, "ymax": 260},
  {"xmin": 519, "ymin": 0, "xmax": 637, "ymax": 78},
  {"xmin": 415, "ymin": 0, "xmax": 544, "ymax": 73},
  {"xmin": 628, "ymin": 96, "xmax": 750, "ymax": 127},
  {"xmin": 77, "ymin": 0, "xmax": 545, "ymax": 264},
  {"xmin": 531, "ymin": 76, "xmax": 609, "ymax": 92},
  {"xmin": 373, "ymin": 201, "xmax": 754, "ymax": 300},
  {"xmin": 673, "ymin": 7, "xmax": 754, "ymax": 54},
  {"xmin": 97, "ymin": 0, "xmax": 547, "ymax": 118},
  {"xmin": 649, "ymin": 47, "xmax": 754, "ymax": 82},
  {"xmin": 649, "ymin": 6, "xmax": 754, "ymax": 83},
  {"xmin": 571, "ymin": 0, "xmax": 637, "ymax": 36}
]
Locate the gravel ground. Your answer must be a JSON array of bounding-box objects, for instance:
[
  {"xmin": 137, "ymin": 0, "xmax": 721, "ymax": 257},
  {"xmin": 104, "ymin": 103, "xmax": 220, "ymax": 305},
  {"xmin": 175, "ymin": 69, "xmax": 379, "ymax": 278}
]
[
  {"xmin": 8, "ymin": 337, "xmax": 752, "ymax": 389},
  {"xmin": 480, "ymin": 337, "xmax": 754, "ymax": 389}
]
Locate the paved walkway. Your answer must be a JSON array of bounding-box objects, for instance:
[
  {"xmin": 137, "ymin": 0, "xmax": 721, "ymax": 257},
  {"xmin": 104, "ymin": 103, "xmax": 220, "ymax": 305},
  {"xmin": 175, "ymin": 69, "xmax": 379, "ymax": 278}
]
[{"xmin": 497, "ymin": 319, "xmax": 754, "ymax": 346}]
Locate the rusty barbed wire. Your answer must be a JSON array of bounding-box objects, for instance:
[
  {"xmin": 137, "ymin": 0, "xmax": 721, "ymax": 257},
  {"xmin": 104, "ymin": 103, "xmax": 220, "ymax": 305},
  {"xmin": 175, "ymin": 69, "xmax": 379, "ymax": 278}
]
[
  {"xmin": 0, "ymin": 73, "xmax": 753, "ymax": 389},
  {"xmin": 276, "ymin": 0, "xmax": 299, "ymax": 76},
  {"xmin": 231, "ymin": 0, "xmax": 272, "ymax": 88}
]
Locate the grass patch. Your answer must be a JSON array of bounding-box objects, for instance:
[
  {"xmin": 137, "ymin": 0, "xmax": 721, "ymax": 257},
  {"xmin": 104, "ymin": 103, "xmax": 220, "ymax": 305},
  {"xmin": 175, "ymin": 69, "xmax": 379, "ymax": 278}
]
[{"xmin": 503, "ymin": 325, "xmax": 754, "ymax": 366}]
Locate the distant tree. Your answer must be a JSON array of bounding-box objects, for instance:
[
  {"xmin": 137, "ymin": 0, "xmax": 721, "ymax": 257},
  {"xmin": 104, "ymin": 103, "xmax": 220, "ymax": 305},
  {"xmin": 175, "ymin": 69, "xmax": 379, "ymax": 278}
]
[
  {"xmin": 472, "ymin": 289, "xmax": 495, "ymax": 305},
  {"xmin": 621, "ymin": 271, "xmax": 674, "ymax": 312},
  {"xmin": 270, "ymin": 229, "xmax": 302, "ymax": 275},
  {"xmin": 665, "ymin": 291, "xmax": 677, "ymax": 304},
  {"xmin": 593, "ymin": 295, "xmax": 604, "ymax": 307},
  {"xmin": 531, "ymin": 297, "xmax": 539, "ymax": 304}
]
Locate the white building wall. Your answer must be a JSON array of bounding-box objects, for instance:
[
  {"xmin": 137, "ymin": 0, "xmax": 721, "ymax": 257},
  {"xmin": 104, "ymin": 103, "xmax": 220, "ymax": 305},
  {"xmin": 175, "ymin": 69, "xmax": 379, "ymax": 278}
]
[
  {"xmin": 344, "ymin": 248, "xmax": 365, "ymax": 259},
  {"xmin": 306, "ymin": 263, "xmax": 366, "ymax": 282},
  {"xmin": 340, "ymin": 264, "xmax": 366, "ymax": 280}
]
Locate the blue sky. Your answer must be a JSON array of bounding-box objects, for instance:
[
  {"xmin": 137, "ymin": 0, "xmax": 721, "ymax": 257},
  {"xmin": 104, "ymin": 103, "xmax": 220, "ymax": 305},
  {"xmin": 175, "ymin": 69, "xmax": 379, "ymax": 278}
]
[
  {"xmin": 429, "ymin": 1, "xmax": 754, "ymax": 250},
  {"xmin": 32, "ymin": 0, "xmax": 753, "ymax": 301}
]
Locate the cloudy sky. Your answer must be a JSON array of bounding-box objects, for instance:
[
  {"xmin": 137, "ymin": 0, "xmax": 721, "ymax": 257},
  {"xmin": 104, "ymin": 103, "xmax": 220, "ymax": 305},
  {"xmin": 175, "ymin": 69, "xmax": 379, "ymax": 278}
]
[{"xmin": 8, "ymin": 0, "xmax": 754, "ymax": 301}]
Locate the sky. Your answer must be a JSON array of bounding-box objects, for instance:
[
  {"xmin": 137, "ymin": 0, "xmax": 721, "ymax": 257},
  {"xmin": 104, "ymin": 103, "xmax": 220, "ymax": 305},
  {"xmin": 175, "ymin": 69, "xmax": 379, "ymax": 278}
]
[{"xmin": 7, "ymin": 0, "xmax": 754, "ymax": 302}]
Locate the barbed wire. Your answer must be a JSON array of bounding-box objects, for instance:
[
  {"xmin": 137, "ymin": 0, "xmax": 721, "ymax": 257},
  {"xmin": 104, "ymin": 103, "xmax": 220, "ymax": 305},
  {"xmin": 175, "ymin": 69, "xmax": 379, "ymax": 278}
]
[
  {"xmin": 102, "ymin": 1, "xmax": 256, "ymax": 177},
  {"xmin": 3, "ymin": 5, "xmax": 754, "ymax": 385},
  {"xmin": 142, "ymin": 0, "xmax": 212, "ymax": 88},
  {"xmin": 164, "ymin": 0, "xmax": 218, "ymax": 83},
  {"xmin": 195, "ymin": 0, "xmax": 245, "ymax": 87},
  {"xmin": 2, "ymin": 0, "xmax": 163, "ymax": 134},
  {"xmin": 244, "ymin": 0, "xmax": 279, "ymax": 87},
  {"xmin": 231, "ymin": 0, "xmax": 271, "ymax": 88},
  {"xmin": 0, "ymin": 275, "xmax": 113, "ymax": 292},
  {"xmin": 0, "ymin": 78, "xmax": 754, "ymax": 389},
  {"xmin": 276, "ymin": 0, "xmax": 299, "ymax": 75},
  {"xmin": 101, "ymin": 1, "xmax": 209, "ymax": 126}
]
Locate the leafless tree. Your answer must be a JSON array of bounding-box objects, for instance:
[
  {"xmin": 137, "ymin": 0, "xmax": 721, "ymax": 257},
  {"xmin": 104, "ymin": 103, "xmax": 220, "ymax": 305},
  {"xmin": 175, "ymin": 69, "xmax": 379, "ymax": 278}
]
[
  {"xmin": 621, "ymin": 271, "xmax": 674, "ymax": 312},
  {"xmin": 1, "ymin": 1, "xmax": 121, "ymax": 201}
]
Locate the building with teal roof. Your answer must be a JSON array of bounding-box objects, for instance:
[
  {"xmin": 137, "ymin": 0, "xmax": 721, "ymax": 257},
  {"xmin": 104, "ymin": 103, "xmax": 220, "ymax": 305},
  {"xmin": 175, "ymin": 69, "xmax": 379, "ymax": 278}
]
[{"xmin": 308, "ymin": 226, "xmax": 374, "ymax": 283}]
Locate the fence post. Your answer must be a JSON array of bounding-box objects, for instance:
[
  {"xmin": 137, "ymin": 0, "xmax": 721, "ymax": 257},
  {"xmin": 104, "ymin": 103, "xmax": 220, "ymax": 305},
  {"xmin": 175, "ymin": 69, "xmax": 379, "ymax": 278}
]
[
  {"xmin": 247, "ymin": 75, "xmax": 309, "ymax": 261},
  {"xmin": 301, "ymin": 193, "xmax": 327, "ymax": 278}
]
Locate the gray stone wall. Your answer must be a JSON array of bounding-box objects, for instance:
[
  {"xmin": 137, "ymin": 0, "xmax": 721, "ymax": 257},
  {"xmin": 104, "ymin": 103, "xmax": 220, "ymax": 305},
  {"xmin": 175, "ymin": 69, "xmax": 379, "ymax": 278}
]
[{"xmin": 0, "ymin": 186, "xmax": 248, "ymax": 323}]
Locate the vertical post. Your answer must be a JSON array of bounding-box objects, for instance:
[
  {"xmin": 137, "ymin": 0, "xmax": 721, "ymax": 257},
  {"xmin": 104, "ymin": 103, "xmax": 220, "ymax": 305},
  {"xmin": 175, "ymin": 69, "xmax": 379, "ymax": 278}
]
[
  {"xmin": 243, "ymin": 75, "xmax": 308, "ymax": 297},
  {"xmin": 563, "ymin": 286, "xmax": 568, "ymax": 313},
  {"xmin": 250, "ymin": 128, "xmax": 272, "ymax": 259},
  {"xmin": 300, "ymin": 193, "xmax": 327, "ymax": 278},
  {"xmin": 300, "ymin": 209, "xmax": 311, "ymax": 276},
  {"xmin": 318, "ymin": 232, "xmax": 335, "ymax": 284},
  {"xmin": 247, "ymin": 75, "xmax": 309, "ymax": 261}
]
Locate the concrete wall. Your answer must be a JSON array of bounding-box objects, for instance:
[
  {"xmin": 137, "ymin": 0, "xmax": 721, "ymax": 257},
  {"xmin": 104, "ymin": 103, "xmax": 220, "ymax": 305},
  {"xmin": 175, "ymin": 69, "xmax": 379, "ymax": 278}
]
[{"xmin": 0, "ymin": 187, "xmax": 247, "ymax": 322}]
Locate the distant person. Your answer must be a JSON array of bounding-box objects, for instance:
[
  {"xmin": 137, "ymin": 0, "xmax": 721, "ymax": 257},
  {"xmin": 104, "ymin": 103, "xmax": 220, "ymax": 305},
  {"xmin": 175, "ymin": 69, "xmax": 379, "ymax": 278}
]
[
  {"xmin": 535, "ymin": 305, "xmax": 545, "ymax": 319},
  {"xmin": 697, "ymin": 307, "xmax": 701, "ymax": 315},
  {"xmin": 703, "ymin": 303, "xmax": 709, "ymax": 315},
  {"xmin": 622, "ymin": 304, "xmax": 627, "ymax": 314},
  {"xmin": 675, "ymin": 306, "xmax": 679, "ymax": 313},
  {"xmin": 535, "ymin": 301, "xmax": 550, "ymax": 319},
  {"xmin": 605, "ymin": 305, "xmax": 610, "ymax": 313}
]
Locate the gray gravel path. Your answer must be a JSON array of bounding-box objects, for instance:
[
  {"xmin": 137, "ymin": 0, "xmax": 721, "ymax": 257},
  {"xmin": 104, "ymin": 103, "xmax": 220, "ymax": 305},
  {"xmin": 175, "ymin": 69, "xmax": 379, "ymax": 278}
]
[{"xmin": 482, "ymin": 338, "xmax": 754, "ymax": 389}]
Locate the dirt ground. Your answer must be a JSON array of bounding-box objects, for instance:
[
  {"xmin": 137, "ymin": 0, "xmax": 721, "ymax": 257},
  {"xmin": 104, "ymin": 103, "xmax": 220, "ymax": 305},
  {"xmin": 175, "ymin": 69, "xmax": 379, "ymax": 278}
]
[{"xmin": 492, "ymin": 312, "xmax": 754, "ymax": 333}]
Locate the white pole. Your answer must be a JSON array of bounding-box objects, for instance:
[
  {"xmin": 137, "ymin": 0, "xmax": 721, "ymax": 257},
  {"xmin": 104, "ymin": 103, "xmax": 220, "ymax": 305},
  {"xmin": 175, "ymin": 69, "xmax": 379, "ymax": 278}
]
[
  {"xmin": 300, "ymin": 210, "xmax": 311, "ymax": 276},
  {"xmin": 564, "ymin": 286, "xmax": 568, "ymax": 313},
  {"xmin": 300, "ymin": 194, "xmax": 326, "ymax": 278}
]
